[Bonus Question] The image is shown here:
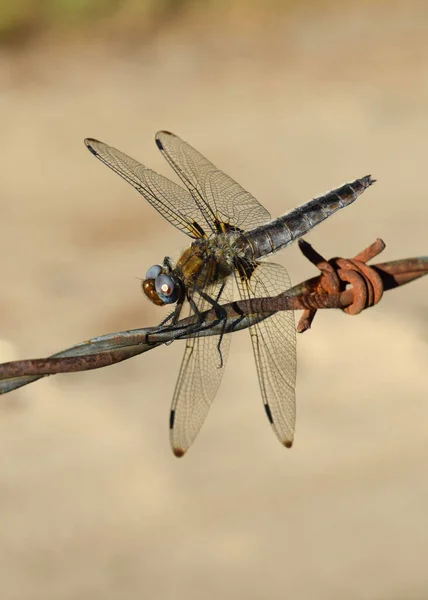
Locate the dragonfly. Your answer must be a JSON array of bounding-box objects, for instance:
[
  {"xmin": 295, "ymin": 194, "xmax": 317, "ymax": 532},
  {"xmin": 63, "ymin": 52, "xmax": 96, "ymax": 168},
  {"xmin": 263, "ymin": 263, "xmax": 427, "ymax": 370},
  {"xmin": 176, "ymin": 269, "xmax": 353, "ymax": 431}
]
[{"xmin": 85, "ymin": 132, "xmax": 374, "ymax": 457}]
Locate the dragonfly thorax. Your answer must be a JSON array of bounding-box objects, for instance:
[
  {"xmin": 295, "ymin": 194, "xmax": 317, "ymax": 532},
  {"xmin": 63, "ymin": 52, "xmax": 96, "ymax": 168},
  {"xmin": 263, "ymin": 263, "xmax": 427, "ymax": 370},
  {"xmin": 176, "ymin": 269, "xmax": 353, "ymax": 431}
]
[
  {"xmin": 142, "ymin": 234, "xmax": 236, "ymax": 308},
  {"xmin": 177, "ymin": 236, "xmax": 236, "ymax": 288}
]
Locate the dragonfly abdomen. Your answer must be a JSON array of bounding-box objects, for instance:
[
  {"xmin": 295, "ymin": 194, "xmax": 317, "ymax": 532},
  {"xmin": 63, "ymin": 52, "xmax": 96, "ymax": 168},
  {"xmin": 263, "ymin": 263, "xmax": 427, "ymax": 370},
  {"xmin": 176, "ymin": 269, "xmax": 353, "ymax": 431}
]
[{"xmin": 234, "ymin": 175, "xmax": 375, "ymax": 260}]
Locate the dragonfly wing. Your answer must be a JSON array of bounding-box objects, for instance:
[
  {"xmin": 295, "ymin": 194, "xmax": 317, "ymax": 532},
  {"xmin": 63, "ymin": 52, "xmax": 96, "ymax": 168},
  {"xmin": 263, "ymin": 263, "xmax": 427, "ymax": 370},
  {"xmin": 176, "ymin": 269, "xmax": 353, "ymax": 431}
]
[
  {"xmin": 235, "ymin": 261, "xmax": 297, "ymax": 447},
  {"xmin": 169, "ymin": 276, "xmax": 233, "ymax": 457},
  {"xmin": 85, "ymin": 138, "xmax": 209, "ymax": 239},
  {"xmin": 155, "ymin": 131, "xmax": 271, "ymax": 232}
]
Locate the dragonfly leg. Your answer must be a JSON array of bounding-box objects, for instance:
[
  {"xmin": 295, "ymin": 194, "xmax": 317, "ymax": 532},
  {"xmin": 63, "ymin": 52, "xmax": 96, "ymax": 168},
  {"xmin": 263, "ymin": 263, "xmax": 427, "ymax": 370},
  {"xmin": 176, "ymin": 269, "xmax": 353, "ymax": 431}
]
[
  {"xmin": 167, "ymin": 287, "xmax": 225, "ymax": 343},
  {"xmin": 158, "ymin": 310, "xmax": 177, "ymax": 327},
  {"xmin": 197, "ymin": 282, "xmax": 228, "ymax": 368},
  {"xmin": 187, "ymin": 293, "xmax": 204, "ymax": 322},
  {"xmin": 144, "ymin": 300, "xmax": 184, "ymax": 345},
  {"xmin": 215, "ymin": 318, "xmax": 229, "ymax": 368},
  {"xmin": 198, "ymin": 281, "xmax": 227, "ymax": 316}
]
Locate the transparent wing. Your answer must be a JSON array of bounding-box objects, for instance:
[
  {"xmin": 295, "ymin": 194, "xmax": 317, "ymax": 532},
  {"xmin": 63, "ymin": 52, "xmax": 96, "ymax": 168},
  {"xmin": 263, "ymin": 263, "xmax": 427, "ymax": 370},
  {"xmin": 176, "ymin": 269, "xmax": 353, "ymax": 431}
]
[
  {"xmin": 85, "ymin": 138, "xmax": 208, "ymax": 239},
  {"xmin": 169, "ymin": 276, "xmax": 233, "ymax": 457},
  {"xmin": 235, "ymin": 261, "xmax": 296, "ymax": 447},
  {"xmin": 156, "ymin": 131, "xmax": 271, "ymax": 232}
]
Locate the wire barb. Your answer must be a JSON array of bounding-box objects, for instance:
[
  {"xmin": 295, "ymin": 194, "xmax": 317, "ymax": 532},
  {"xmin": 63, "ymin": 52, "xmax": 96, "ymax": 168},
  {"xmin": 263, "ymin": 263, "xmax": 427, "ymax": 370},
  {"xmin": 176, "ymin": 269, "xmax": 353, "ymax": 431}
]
[{"xmin": 296, "ymin": 238, "xmax": 387, "ymax": 332}]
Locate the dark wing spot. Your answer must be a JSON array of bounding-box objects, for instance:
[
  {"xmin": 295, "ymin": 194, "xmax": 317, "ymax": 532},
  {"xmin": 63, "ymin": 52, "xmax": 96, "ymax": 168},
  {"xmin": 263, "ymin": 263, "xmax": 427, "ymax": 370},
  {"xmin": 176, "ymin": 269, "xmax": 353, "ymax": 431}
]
[
  {"xmin": 173, "ymin": 447, "xmax": 185, "ymax": 458},
  {"xmin": 236, "ymin": 258, "xmax": 257, "ymax": 283},
  {"xmin": 169, "ymin": 409, "xmax": 175, "ymax": 429},
  {"xmin": 84, "ymin": 139, "xmax": 99, "ymax": 156},
  {"xmin": 157, "ymin": 130, "xmax": 174, "ymax": 141},
  {"xmin": 215, "ymin": 221, "xmax": 244, "ymax": 234},
  {"xmin": 192, "ymin": 221, "xmax": 206, "ymax": 237},
  {"xmin": 155, "ymin": 138, "xmax": 164, "ymax": 150},
  {"xmin": 264, "ymin": 403, "xmax": 273, "ymax": 424}
]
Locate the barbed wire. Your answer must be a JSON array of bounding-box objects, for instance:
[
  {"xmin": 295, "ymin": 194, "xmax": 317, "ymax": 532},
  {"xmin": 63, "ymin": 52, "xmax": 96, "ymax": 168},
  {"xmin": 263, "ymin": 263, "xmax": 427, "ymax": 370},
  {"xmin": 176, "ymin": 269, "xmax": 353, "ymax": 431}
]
[{"xmin": 0, "ymin": 238, "xmax": 426, "ymax": 395}]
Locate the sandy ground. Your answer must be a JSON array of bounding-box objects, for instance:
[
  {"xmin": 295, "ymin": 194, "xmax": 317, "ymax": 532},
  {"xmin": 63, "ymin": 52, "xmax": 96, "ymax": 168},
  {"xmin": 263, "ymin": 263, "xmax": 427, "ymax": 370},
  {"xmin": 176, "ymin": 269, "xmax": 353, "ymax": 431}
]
[{"xmin": 0, "ymin": 3, "xmax": 427, "ymax": 599}]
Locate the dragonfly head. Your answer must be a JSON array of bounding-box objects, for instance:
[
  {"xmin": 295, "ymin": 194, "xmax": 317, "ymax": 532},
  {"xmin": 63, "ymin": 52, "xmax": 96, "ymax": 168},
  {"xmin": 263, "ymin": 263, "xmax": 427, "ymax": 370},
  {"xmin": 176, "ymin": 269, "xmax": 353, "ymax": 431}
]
[{"xmin": 142, "ymin": 263, "xmax": 183, "ymax": 306}]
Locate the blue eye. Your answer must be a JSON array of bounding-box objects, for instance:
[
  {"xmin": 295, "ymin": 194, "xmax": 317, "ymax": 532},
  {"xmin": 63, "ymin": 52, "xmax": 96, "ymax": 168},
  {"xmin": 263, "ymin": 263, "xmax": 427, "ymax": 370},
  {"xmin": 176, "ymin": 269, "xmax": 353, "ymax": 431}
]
[
  {"xmin": 145, "ymin": 264, "xmax": 162, "ymax": 280},
  {"xmin": 155, "ymin": 274, "xmax": 179, "ymax": 303},
  {"xmin": 155, "ymin": 274, "xmax": 174, "ymax": 296}
]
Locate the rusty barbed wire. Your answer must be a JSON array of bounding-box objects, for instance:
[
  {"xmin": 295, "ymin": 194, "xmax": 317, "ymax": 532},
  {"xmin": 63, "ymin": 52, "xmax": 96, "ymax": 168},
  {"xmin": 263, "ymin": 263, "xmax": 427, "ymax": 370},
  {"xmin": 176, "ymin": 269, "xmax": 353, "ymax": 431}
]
[{"xmin": 0, "ymin": 238, "xmax": 426, "ymax": 395}]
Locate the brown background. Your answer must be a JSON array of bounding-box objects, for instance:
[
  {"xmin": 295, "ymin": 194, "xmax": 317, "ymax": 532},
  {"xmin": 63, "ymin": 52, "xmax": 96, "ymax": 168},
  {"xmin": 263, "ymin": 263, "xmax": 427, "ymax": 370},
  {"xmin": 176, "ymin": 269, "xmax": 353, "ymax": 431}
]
[{"xmin": 0, "ymin": 2, "xmax": 428, "ymax": 598}]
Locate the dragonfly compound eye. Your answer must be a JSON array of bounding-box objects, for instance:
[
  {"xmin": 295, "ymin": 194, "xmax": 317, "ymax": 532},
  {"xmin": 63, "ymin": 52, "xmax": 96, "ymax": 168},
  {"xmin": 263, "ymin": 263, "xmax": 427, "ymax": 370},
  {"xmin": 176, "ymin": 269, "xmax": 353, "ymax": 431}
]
[
  {"xmin": 155, "ymin": 274, "xmax": 179, "ymax": 304},
  {"xmin": 142, "ymin": 279, "xmax": 165, "ymax": 306},
  {"xmin": 145, "ymin": 264, "xmax": 163, "ymax": 280}
]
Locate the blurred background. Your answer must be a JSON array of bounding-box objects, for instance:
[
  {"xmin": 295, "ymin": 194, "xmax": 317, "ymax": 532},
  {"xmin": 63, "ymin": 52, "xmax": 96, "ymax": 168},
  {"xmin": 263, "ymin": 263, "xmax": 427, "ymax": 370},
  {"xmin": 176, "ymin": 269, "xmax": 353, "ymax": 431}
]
[{"xmin": 1, "ymin": 1, "xmax": 428, "ymax": 598}]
